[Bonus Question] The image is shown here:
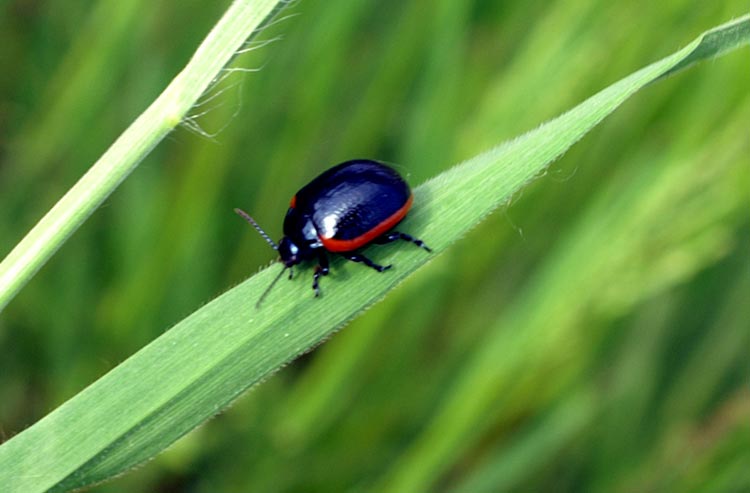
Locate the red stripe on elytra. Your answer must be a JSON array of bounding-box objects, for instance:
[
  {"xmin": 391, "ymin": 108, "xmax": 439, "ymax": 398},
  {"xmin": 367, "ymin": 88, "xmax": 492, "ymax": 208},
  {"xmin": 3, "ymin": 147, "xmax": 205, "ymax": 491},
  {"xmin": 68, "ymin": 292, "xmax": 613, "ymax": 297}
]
[{"xmin": 320, "ymin": 194, "xmax": 413, "ymax": 252}]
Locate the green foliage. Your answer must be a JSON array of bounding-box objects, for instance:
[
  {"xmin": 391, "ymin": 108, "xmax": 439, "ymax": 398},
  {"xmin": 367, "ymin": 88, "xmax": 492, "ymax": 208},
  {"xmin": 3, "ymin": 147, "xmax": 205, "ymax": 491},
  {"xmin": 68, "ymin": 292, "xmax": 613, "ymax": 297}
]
[
  {"xmin": 0, "ymin": 0, "xmax": 284, "ymax": 312},
  {"xmin": 0, "ymin": 1, "xmax": 748, "ymax": 492}
]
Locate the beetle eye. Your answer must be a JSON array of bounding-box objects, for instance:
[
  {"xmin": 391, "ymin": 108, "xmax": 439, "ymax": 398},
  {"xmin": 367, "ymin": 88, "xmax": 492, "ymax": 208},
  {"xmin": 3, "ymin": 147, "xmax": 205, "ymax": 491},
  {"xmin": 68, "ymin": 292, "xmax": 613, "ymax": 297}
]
[{"xmin": 278, "ymin": 237, "xmax": 301, "ymax": 266}]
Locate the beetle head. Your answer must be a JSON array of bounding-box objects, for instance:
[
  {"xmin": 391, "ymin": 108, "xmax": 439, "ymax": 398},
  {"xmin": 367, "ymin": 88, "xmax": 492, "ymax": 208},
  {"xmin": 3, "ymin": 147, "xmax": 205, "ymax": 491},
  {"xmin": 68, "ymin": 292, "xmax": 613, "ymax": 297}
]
[{"xmin": 278, "ymin": 237, "xmax": 302, "ymax": 267}]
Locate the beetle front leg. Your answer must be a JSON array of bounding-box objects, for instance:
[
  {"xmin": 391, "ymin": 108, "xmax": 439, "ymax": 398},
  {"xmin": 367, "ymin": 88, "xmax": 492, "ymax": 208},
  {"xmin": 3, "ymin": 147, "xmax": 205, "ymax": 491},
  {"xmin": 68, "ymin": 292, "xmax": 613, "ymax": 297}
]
[{"xmin": 312, "ymin": 251, "xmax": 330, "ymax": 297}]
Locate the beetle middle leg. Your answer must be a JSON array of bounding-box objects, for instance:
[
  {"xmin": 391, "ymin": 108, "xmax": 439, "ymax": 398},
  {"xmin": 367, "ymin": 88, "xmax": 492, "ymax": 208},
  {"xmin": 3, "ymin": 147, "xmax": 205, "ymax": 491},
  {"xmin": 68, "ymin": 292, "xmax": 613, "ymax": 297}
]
[
  {"xmin": 375, "ymin": 231, "xmax": 432, "ymax": 252},
  {"xmin": 341, "ymin": 252, "xmax": 392, "ymax": 272},
  {"xmin": 312, "ymin": 251, "xmax": 330, "ymax": 297}
]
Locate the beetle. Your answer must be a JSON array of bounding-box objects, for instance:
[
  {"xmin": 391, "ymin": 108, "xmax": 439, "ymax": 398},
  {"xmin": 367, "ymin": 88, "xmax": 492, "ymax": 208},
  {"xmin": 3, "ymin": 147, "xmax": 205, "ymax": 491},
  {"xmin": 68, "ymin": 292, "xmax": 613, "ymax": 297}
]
[{"xmin": 235, "ymin": 159, "xmax": 431, "ymax": 304}]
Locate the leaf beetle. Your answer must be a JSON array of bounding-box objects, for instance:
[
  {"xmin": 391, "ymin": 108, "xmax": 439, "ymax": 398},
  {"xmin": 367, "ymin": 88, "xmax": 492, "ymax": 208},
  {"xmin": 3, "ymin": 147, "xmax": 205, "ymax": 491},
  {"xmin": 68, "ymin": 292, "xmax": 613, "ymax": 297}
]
[{"xmin": 235, "ymin": 159, "xmax": 431, "ymax": 304}]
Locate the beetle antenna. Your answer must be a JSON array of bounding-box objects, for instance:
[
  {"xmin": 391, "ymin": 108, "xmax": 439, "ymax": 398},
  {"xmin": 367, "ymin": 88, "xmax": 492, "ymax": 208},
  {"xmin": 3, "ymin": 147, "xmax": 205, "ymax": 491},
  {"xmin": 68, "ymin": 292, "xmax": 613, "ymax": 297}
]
[
  {"xmin": 234, "ymin": 208, "xmax": 278, "ymax": 250},
  {"xmin": 256, "ymin": 265, "xmax": 288, "ymax": 308}
]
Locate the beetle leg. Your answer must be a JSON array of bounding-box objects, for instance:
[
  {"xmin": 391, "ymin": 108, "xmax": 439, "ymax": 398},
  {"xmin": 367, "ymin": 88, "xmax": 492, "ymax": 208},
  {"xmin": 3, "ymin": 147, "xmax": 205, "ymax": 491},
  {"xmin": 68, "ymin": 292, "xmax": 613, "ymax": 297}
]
[
  {"xmin": 375, "ymin": 231, "xmax": 432, "ymax": 252},
  {"xmin": 312, "ymin": 251, "xmax": 330, "ymax": 297},
  {"xmin": 342, "ymin": 253, "xmax": 392, "ymax": 272}
]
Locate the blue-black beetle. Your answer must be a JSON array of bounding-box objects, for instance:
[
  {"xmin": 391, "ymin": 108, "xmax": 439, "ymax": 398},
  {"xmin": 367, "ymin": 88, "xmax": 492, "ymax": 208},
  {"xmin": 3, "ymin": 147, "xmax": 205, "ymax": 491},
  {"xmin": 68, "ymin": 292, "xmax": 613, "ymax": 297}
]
[{"xmin": 236, "ymin": 159, "xmax": 430, "ymax": 303}]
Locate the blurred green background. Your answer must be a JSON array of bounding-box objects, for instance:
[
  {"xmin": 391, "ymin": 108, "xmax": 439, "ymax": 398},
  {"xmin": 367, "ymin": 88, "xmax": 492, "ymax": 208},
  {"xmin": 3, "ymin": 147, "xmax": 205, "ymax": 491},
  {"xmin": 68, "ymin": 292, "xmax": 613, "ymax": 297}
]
[{"xmin": 1, "ymin": 0, "xmax": 749, "ymax": 491}]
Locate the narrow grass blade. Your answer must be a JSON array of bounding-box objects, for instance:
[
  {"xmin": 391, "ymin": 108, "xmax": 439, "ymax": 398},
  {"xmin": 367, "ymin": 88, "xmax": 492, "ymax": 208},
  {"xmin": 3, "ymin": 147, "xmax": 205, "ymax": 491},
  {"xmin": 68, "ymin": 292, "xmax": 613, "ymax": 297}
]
[{"xmin": 0, "ymin": 0, "xmax": 285, "ymax": 313}]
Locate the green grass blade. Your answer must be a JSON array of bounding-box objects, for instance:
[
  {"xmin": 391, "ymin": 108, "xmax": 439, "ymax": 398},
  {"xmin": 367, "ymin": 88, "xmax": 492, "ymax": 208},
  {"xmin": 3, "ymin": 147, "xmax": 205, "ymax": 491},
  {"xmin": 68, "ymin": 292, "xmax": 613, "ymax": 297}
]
[
  {"xmin": 0, "ymin": 0, "xmax": 284, "ymax": 314},
  {"xmin": 381, "ymin": 96, "xmax": 750, "ymax": 493},
  {"xmin": 0, "ymin": 14, "xmax": 747, "ymax": 493}
]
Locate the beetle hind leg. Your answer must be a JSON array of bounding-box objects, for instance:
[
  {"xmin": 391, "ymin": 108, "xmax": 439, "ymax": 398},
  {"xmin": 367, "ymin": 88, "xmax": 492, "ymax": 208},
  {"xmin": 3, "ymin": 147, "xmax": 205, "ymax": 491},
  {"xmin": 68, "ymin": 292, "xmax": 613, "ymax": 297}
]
[
  {"xmin": 342, "ymin": 252, "xmax": 392, "ymax": 272},
  {"xmin": 375, "ymin": 231, "xmax": 432, "ymax": 252}
]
